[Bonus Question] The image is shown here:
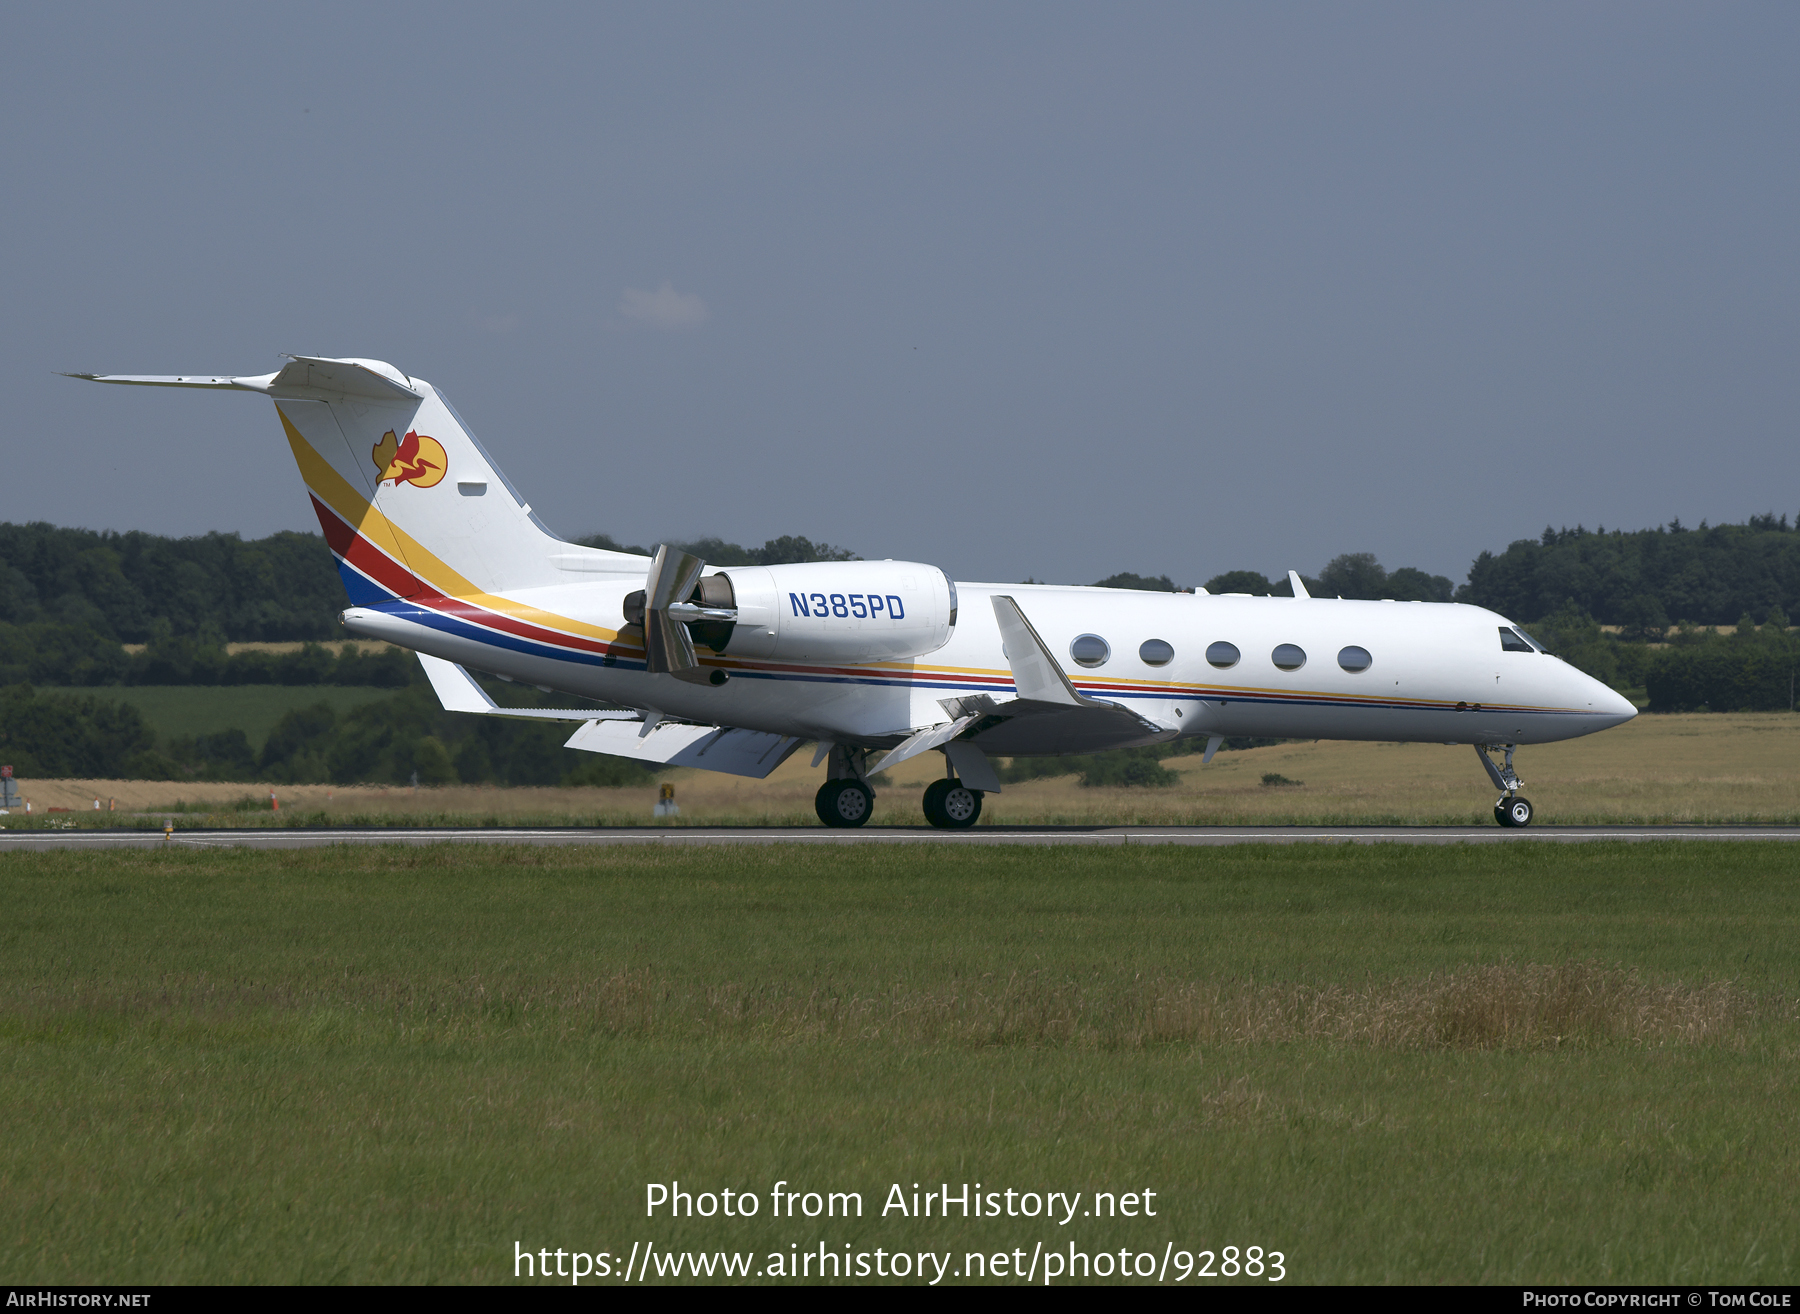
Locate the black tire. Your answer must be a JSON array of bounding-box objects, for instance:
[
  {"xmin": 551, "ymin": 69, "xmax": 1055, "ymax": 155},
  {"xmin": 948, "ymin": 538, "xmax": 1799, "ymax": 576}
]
[
  {"xmin": 922, "ymin": 778, "xmax": 954, "ymax": 828},
  {"xmin": 922, "ymin": 779, "xmax": 982, "ymax": 829},
  {"xmin": 815, "ymin": 779, "xmax": 873, "ymax": 828},
  {"xmin": 1494, "ymin": 800, "xmax": 1515, "ymax": 828},
  {"xmin": 1502, "ymin": 796, "xmax": 1533, "ymax": 828}
]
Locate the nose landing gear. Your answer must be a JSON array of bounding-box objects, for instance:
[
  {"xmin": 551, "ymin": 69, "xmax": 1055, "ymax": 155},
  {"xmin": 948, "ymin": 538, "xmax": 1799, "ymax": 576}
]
[
  {"xmin": 1476, "ymin": 743, "xmax": 1533, "ymax": 828},
  {"xmin": 1495, "ymin": 795, "xmax": 1534, "ymax": 828}
]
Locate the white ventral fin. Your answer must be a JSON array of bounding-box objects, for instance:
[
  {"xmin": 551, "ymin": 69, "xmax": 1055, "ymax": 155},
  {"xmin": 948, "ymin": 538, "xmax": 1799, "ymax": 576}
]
[
  {"xmin": 417, "ymin": 653, "xmax": 637, "ymax": 723},
  {"xmin": 563, "ymin": 719, "xmax": 804, "ymax": 779}
]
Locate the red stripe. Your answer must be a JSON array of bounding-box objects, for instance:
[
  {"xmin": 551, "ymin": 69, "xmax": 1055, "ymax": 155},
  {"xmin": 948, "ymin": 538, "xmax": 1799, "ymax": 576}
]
[
  {"xmin": 314, "ymin": 500, "xmax": 1538, "ymax": 706},
  {"xmin": 310, "ymin": 494, "xmax": 424, "ymax": 600},
  {"xmin": 312, "ymin": 496, "xmax": 621, "ymax": 655}
]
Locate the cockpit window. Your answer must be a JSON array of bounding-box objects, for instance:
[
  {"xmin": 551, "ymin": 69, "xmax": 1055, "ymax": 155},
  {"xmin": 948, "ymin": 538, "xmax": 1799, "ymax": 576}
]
[{"xmin": 1499, "ymin": 627, "xmax": 1535, "ymax": 653}]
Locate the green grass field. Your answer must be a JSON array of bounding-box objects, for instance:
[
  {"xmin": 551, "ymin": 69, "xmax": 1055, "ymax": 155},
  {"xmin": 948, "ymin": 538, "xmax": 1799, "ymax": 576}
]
[
  {"xmin": 2, "ymin": 841, "xmax": 1796, "ymax": 1284},
  {"xmin": 42, "ymin": 684, "xmax": 395, "ymax": 751}
]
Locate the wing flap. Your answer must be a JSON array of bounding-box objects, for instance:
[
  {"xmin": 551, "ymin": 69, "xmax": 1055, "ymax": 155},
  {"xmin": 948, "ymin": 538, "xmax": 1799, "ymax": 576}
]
[
  {"xmin": 867, "ymin": 712, "xmax": 983, "ymax": 776},
  {"xmin": 563, "ymin": 719, "xmax": 805, "ymax": 779}
]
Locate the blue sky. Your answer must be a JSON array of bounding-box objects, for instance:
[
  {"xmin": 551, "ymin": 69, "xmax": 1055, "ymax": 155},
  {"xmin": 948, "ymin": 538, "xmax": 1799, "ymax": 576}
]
[{"xmin": 4, "ymin": 3, "xmax": 1794, "ymax": 587}]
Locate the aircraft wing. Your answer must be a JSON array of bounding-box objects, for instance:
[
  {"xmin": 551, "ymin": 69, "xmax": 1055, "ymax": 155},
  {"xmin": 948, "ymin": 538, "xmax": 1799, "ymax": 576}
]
[
  {"xmin": 417, "ymin": 653, "xmax": 639, "ymax": 723},
  {"xmin": 954, "ymin": 698, "xmax": 1174, "ymax": 756},
  {"xmin": 422, "ymin": 652, "xmax": 801, "ymax": 778},
  {"xmin": 870, "ymin": 596, "xmax": 1177, "ymax": 776}
]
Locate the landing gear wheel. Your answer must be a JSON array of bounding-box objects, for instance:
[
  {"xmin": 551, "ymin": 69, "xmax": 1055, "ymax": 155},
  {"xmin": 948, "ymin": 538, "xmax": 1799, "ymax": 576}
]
[
  {"xmin": 815, "ymin": 779, "xmax": 873, "ymax": 828},
  {"xmin": 922, "ymin": 778, "xmax": 982, "ymax": 829},
  {"xmin": 1495, "ymin": 796, "xmax": 1534, "ymax": 828}
]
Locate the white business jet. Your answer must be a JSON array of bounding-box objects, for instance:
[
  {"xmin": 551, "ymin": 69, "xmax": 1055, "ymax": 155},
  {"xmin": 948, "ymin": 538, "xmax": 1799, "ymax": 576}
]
[{"xmin": 70, "ymin": 357, "xmax": 1636, "ymax": 828}]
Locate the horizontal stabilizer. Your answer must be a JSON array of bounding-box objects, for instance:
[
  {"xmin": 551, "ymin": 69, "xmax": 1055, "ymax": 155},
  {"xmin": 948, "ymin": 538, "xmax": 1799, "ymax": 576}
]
[
  {"xmin": 66, "ymin": 355, "xmax": 422, "ymax": 401},
  {"xmin": 564, "ymin": 719, "xmax": 805, "ymax": 779},
  {"xmin": 63, "ymin": 372, "xmax": 259, "ymax": 390},
  {"xmin": 418, "ymin": 653, "xmax": 637, "ymax": 723}
]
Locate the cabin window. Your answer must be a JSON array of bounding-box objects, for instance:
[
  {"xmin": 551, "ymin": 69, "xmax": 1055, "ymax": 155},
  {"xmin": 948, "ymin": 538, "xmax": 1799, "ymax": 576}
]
[
  {"xmin": 1499, "ymin": 627, "xmax": 1534, "ymax": 653},
  {"xmin": 1272, "ymin": 643, "xmax": 1307, "ymax": 671},
  {"xmin": 1205, "ymin": 641, "xmax": 1240, "ymax": 669},
  {"xmin": 1337, "ymin": 645, "xmax": 1372, "ymax": 672},
  {"xmin": 1139, "ymin": 639, "xmax": 1175, "ymax": 666},
  {"xmin": 1070, "ymin": 634, "xmax": 1110, "ymax": 668}
]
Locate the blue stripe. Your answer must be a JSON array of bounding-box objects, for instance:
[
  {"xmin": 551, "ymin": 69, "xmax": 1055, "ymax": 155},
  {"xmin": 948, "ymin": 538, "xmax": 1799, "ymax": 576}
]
[
  {"xmin": 365, "ymin": 599, "xmax": 644, "ymax": 671},
  {"xmin": 357, "ymin": 587, "xmax": 1583, "ymax": 718},
  {"xmin": 334, "ymin": 555, "xmax": 395, "ymax": 608}
]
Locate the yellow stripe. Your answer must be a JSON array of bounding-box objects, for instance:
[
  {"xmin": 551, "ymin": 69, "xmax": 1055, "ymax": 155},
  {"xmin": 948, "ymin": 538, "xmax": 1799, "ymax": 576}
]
[
  {"xmin": 277, "ymin": 407, "xmax": 621, "ymax": 644},
  {"xmin": 278, "ymin": 407, "xmax": 416, "ymax": 572},
  {"xmin": 282, "ymin": 408, "xmax": 1482, "ymax": 696}
]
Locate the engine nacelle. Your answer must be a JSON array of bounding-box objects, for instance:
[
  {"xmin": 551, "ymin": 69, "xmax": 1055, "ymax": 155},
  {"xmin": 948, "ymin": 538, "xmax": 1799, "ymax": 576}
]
[{"xmin": 717, "ymin": 561, "xmax": 957, "ymax": 664}]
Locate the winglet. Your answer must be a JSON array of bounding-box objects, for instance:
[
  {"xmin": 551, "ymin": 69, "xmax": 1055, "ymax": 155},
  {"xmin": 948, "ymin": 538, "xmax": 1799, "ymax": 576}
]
[
  {"xmin": 1287, "ymin": 570, "xmax": 1311, "ymax": 599},
  {"xmin": 991, "ymin": 596, "xmax": 1104, "ymax": 707}
]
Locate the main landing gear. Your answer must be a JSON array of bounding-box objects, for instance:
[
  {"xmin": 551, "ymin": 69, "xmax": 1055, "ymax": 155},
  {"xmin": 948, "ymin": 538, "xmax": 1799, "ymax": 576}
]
[
  {"xmin": 815, "ymin": 778, "xmax": 873, "ymax": 828},
  {"xmin": 815, "ymin": 743, "xmax": 876, "ymax": 827},
  {"xmin": 1476, "ymin": 743, "xmax": 1534, "ymax": 828},
  {"xmin": 812, "ymin": 743, "xmax": 987, "ymax": 830},
  {"xmin": 922, "ymin": 777, "xmax": 983, "ymax": 829}
]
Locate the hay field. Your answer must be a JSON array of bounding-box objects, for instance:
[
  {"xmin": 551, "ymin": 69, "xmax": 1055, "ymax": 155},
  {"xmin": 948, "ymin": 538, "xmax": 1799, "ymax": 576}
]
[
  {"xmin": 7, "ymin": 711, "xmax": 1795, "ymax": 826},
  {"xmin": 2, "ymin": 841, "xmax": 1796, "ymax": 1284}
]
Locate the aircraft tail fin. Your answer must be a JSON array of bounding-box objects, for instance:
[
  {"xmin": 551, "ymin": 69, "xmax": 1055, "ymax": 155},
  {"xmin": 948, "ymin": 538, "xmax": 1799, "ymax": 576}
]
[{"xmin": 71, "ymin": 356, "xmax": 648, "ymax": 606}]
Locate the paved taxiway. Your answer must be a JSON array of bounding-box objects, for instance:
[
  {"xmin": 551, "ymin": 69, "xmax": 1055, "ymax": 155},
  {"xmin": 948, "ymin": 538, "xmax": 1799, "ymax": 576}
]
[{"xmin": 3, "ymin": 825, "xmax": 1798, "ymax": 850}]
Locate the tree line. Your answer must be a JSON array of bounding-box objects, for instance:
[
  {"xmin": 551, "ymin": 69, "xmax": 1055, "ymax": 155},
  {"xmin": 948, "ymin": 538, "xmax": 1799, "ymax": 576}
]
[
  {"xmin": 0, "ymin": 522, "xmax": 857, "ymax": 687},
  {"xmin": 5, "ymin": 513, "xmax": 1796, "ymax": 652},
  {"xmin": 0, "ymin": 680, "xmax": 651, "ymax": 789},
  {"xmin": 2, "ymin": 513, "xmax": 1795, "ymax": 787}
]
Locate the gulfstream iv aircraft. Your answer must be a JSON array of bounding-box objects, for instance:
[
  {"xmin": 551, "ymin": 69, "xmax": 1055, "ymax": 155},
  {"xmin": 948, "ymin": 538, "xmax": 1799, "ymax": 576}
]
[{"xmin": 72, "ymin": 357, "xmax": 1636, "ymax": 828}]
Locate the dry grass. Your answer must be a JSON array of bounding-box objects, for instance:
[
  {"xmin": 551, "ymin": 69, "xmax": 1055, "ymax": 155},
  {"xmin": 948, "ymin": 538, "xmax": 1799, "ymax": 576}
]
[{"xmin": 6, "ymin": 710, "xmax": 1797, "ymax": 826}]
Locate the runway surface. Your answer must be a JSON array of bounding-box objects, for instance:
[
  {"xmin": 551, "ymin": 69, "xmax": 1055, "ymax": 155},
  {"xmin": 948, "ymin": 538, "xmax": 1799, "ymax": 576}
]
[{"xmin": 3, "ymin": 825, "xmax": 1799, "ymax": 850}]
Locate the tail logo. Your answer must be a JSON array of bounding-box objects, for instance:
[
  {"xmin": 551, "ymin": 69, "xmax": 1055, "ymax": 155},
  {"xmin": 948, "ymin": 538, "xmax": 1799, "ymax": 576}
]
[{"xmin": 371, "ymin": 430, "xmax": 447, "ymax": 489}]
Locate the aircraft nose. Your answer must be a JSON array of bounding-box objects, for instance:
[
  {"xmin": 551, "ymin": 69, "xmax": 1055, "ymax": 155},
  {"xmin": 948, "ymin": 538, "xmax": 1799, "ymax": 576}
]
[{"xmin": 1589, "ymin": 677, "xmax": 1638, "ymax": 728}]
